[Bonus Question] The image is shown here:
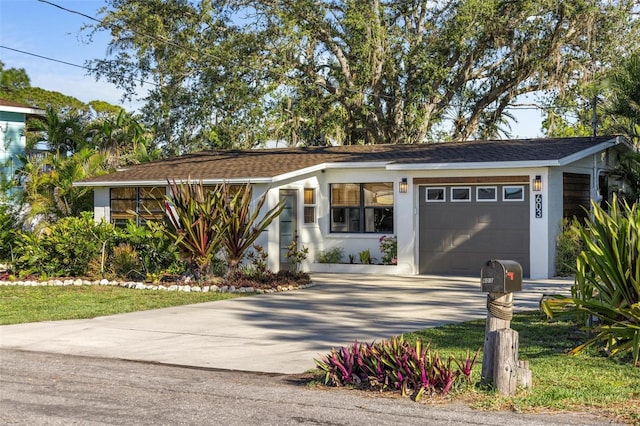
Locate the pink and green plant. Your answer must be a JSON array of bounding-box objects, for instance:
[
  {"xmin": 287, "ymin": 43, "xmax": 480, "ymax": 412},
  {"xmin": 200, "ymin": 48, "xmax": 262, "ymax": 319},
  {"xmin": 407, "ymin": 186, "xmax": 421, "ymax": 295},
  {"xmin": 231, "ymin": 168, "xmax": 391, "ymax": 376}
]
[{"xmin": 315, "ymin": 336, "xmax": 479, "ymax": 401}]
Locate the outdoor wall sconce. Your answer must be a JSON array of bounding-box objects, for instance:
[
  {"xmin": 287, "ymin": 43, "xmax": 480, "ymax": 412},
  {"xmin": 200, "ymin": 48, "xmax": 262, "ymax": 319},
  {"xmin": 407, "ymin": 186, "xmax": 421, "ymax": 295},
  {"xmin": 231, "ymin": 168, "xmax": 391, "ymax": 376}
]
[
  {"xmin": 399, "ymin": 178, "xmax": 408, "ymax": 193},
  {"xmin": 533, "ymin": 175, "xmax": 542, "ymax": 192}
]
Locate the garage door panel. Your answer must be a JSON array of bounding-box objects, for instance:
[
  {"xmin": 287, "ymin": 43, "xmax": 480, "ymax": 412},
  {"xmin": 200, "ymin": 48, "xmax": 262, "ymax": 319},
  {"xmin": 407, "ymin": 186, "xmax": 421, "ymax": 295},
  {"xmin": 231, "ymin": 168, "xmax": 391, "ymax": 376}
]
[{"xmin": 419, "ymin": 185, "xmax": 530, "ymax": 276}]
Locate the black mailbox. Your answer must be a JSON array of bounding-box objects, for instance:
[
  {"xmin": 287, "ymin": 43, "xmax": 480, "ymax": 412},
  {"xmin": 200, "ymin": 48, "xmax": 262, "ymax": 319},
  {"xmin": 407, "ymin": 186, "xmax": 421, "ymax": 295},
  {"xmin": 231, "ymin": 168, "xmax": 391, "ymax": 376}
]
[{"xmin": 481, "ymin": 260, "xmax": 523, "ymax": 293}]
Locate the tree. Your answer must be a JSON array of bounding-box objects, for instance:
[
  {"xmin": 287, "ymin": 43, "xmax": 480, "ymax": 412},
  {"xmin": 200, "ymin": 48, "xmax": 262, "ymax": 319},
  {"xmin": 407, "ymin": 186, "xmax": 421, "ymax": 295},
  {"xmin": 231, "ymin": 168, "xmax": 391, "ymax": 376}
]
[
  {"xmin": 16, "ymin": 148, "xmax": 109, "ymax": 223},
  {"xmin": 607, "ymin": 53, "xmax": 640, "ymax": 146},
  {"xmin": 87, "ymin": 0, "xmax": 275, "ymax": 155},
  {"xmin": 0, "ymin": 61, "xmax": 30, "ymax": 90},
  {"xmin": 29, "ymin": 107, "xmax": 87, "ymax": 155},
  {"xmin": 86, "ymin": 0, "xmax": 639, "ymax": 149}
]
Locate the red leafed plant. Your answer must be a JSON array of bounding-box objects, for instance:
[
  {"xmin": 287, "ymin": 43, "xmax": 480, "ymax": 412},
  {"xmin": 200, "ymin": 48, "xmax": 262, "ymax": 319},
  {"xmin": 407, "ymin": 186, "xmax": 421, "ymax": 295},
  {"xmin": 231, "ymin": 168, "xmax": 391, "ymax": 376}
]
[{"xmin": 315, "ymin": 336, "xmax": 480, "ymax": 401}]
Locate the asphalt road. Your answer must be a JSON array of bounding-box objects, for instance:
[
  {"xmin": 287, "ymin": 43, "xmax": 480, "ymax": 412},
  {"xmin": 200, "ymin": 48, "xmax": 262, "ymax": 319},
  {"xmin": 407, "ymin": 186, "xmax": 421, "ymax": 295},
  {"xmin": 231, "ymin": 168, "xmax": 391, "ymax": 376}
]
[{"xmin": 0, "ymin": 349, "xmax": 622, "ymax": 426}]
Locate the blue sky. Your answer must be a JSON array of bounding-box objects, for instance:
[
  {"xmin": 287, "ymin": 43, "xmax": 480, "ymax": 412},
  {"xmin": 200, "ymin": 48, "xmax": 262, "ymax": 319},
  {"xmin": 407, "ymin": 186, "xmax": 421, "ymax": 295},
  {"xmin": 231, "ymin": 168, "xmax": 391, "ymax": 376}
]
[
  {"xmin": 1, "ymin": 0, "xmax": 139, "ymax": 109},
  {"xmin": 1, "ymin": 0, "xmax": 544, "ymax": 138}
]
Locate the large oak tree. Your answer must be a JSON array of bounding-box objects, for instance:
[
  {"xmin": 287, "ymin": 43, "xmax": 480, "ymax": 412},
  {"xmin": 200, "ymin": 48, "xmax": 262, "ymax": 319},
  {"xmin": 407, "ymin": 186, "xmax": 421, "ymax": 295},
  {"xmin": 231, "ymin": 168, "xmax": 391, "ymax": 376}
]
[{"xmin": 86, "ymin": 0, "xmax": 640, "ymax": 150}]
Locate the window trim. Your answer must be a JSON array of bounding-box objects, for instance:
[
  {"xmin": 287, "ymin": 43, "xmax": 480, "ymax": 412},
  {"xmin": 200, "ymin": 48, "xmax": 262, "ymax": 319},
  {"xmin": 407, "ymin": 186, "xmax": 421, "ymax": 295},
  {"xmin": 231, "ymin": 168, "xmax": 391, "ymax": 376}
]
[
  {"xmin": 303, "ymin": 188, "xmax": 317, "ymax": 225},
  {"xmin": 329, "ymin": 182, "xmax": 394, "ymax": 233},
  {"xmin": 476, "ymin": 186, "xmax": 498, "ymax": 202},
  {"xmin": 451, "ymin": 186, "xmax": 472, "ymax": 202},
  {"xmin": 503, "ymin": 185, "xmax": 525, "ymax": 202},
  {"xmin": 110, "ymin": 186, "xmax": 165, "ymax": 226},
  {"xmin": 425, "ymin": 187, "xmax": 446, "ymax": 202}
]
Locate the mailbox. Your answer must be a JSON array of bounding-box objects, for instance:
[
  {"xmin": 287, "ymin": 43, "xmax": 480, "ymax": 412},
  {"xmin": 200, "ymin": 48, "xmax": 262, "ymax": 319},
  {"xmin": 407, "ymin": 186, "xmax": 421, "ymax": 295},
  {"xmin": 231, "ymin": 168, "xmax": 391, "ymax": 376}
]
[{"xmin": 481, "ymin": 260, "xmax": 522, "ymax": 293}]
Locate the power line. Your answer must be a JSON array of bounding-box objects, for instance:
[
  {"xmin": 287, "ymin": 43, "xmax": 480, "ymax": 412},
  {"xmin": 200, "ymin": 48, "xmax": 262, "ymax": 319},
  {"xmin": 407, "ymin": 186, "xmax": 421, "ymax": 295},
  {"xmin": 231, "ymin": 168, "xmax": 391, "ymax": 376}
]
[
  {"xmin": 0, "ymin": 45, "xmax": 158, "ymax": 88},
  {"xmin": 1, "ymin": 45, "xmax": 88, "ymax": 70}
]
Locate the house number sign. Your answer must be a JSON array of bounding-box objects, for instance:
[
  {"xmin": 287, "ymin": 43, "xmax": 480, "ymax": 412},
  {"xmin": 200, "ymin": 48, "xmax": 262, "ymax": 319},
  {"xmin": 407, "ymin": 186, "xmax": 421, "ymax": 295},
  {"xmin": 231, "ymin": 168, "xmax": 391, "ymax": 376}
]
[{"xmin": 535, "ymin": 194, "xmax": 543, "ymax": 218}]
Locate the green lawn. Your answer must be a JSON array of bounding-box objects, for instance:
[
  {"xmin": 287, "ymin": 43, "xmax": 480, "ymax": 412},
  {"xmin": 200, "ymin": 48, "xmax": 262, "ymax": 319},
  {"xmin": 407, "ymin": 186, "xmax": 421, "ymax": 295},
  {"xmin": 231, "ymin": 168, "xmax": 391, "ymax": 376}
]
[
  {"xmin": 0, "ymin": 285, "xmax": 245, "ymax": 325},
  {"xmin": 407, "ymin": 312, "xmax": 640, "ymax": 423}
]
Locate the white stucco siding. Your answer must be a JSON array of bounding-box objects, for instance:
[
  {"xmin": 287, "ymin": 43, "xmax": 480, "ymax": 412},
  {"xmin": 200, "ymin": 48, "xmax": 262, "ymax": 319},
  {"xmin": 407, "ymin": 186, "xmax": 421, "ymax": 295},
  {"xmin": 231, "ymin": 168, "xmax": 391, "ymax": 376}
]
[
  {"xmin": 311, "ymin": 168, "xmax": 408, "ymax": 271},
  {"xmin": 547, "ymin": 167, "xmax": 565, "ymax": 277}
]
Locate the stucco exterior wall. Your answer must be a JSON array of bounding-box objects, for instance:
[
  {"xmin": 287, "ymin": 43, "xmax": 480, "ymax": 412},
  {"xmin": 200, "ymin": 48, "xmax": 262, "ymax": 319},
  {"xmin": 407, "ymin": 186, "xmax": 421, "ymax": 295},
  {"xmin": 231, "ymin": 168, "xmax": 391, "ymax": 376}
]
[{"xmin": 0, "ymin": 111, "xmax": 26, "ymax": 197}]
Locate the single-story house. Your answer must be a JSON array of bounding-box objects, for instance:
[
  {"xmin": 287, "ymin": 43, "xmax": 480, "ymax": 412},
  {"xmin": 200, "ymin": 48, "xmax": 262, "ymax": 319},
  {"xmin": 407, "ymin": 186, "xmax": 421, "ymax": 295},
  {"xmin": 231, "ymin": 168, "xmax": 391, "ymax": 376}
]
[{"xmin": 75, "ymin": 136, "xmax": 635, "ymax": 279}]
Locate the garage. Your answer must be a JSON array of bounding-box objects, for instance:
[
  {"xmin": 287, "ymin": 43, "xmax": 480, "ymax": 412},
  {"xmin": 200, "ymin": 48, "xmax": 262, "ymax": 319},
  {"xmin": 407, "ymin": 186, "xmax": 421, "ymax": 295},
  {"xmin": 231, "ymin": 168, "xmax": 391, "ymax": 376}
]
[{"xmin": 418, "ymin": 181, "xmax": 530, "ymax": 277}]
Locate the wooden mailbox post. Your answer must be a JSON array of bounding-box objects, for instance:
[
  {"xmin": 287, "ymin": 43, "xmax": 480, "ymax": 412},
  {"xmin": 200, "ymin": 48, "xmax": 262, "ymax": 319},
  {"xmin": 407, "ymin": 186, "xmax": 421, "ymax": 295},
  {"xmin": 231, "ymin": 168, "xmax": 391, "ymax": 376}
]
[{"xmin": 480, "ymin": 260, "xmax": 532, "ymax": 395}]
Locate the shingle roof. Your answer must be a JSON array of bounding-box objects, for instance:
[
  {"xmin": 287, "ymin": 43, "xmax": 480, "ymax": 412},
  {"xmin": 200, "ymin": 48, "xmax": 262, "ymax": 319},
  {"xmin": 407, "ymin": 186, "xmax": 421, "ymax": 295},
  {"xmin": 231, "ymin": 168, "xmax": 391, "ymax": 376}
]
[
  {"xmin": 0, "ymin": 99, "xmax": 43, "ymax": 111},
  {"xmin": 77, "ymin": 136, "xmax": 620, "ymax": 186}
]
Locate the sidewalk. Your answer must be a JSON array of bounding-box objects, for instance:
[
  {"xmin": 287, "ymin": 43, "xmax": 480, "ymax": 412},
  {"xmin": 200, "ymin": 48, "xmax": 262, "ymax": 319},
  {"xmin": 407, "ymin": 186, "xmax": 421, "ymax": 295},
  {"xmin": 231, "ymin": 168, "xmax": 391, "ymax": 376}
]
[{"xmin": 0, "ymin": 273, "xmax": 572, "ymax": 374}]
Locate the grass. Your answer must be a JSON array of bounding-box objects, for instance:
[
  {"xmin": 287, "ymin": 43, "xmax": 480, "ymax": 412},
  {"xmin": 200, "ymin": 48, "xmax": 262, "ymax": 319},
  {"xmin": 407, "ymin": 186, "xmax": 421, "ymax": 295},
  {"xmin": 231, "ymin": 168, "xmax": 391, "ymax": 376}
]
[
  {"xmin": 405, "ymin": 312, "xmax": 640, "ymax": 424},
  {"xmin": 0, "ymin": 285, "xmax": 245, "ymax": 325}
]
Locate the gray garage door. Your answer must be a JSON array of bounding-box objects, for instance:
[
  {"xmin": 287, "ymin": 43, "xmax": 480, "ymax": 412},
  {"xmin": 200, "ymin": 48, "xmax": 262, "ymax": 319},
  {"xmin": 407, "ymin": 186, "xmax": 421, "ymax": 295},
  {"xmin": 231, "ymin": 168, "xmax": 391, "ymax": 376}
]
[{"xmin": 419, "ymin": 185, "xmax": 530, "ymax": 277}]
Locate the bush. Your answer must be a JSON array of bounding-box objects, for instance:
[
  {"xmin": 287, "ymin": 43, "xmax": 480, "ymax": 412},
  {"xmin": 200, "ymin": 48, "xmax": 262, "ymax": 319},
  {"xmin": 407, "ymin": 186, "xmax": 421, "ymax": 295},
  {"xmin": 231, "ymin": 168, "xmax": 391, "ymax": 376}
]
[
  {"xmin": 116, "ymin": 220, "xmax": 184, "ymax": 277},
  {"xmin": 316, "ymin": 247, "xmax": 344, "ymax": 263},
  {"xmin": 379, "ymin": 235, "xmax": 397, "ymax": 265},
  {"xmin": 555, "ymin": 218, "xmax": 584, "ymax": 276},
  {"xmin": 0, "ymin": 204, "xmax": 18, "ymax": 262},
  {"xmin": 109, "ymin": 243, "xmax": 143, "ymax": 280},
  {"xmin": 14, "ymin": 212, "xmax": 116, "ymax": 277},
  {"xmin": 358, "ymin": 249, "xmax": 375, "ymax": 264},
  {"xmin": 543, "ymin": 196, "xmax": 640, "ymax": 365},
  {"xmin": 315, "ymin": 336, "xmax": 479, "ymax": 401}
]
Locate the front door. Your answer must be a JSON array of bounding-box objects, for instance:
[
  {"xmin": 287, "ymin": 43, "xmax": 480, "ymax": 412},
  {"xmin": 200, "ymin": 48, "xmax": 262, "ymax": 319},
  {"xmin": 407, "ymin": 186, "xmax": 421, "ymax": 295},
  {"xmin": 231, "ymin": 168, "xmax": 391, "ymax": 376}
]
[{"xmin": 279, "ymin": 190, "xmax": 298, "ymax": 271}]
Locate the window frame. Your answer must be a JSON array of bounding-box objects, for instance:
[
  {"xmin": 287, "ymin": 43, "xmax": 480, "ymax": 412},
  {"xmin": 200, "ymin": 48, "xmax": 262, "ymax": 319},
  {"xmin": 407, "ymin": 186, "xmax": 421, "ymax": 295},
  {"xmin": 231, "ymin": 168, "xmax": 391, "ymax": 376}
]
[
  {"xmin": 476, "ymin": 186, "xmax": 498, "ymax": 202},
  {"xmin": 110, "ymin": 186, "xmax": 165, "ymax": 227},
  {"xmin": 303, "ymin": 188, "xmax": 317, "ymax": 224},
  {"xmin": 425, "ymin": 187, "xmax": 446, "ymax": 202},
  {"xmin": 330, "ymin": 182, "xmax": 394, "ymax": 234},
  {"xmin": 503, "ymin": 185, "xmax": 525, "ymax": 202},
  {"xmin": 450, "ymin": 186, "xmax": 472, "ymax": 202}
]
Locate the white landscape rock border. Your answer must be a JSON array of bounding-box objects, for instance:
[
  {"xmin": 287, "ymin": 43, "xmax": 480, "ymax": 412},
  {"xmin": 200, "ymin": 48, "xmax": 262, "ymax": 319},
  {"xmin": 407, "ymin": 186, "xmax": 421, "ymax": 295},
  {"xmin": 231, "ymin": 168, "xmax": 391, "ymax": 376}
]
[{"xmin": 0, "ymin": 278, "xmax": 315, "ymax": 294}]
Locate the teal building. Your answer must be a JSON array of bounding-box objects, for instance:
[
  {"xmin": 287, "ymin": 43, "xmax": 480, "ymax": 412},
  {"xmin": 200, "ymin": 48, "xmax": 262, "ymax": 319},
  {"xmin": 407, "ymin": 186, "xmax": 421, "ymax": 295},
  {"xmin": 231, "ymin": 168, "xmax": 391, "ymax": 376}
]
[{"xmin": 0, "ymin": 100, "xmax": 44, "ymax": 200}]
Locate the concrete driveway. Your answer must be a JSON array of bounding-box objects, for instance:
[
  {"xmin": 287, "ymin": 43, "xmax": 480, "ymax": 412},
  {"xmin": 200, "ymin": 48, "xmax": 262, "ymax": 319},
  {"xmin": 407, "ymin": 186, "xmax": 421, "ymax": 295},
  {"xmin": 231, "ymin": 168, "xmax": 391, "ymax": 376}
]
[{"xmin": 0, "ymin": 273, "xmax": 572, "ymax": 374}]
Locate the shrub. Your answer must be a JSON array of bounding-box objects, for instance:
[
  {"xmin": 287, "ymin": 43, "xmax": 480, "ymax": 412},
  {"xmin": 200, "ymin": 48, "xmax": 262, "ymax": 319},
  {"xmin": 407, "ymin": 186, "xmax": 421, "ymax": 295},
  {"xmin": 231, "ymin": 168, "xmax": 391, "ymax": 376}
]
[
  {"xmin": 315, "ymin": 336, "xmax": 479, "ymax": 401},
  {"xmin": 164, "ymin": 179, "xmax": 224, "ymax": 277},
  {"xmin": 244, "ymin": 244, "xmax": 269, "ymax": 280},
  {"xmin": 117, "ymin": 220, "xmax": 183, "ymax": 277},
  {"xmin": 217, "ymin": 182, "xmax": 285, "ymax": 276},
  {"xmin": 554, "ymin": 218, "xmax": 584, "ymax": 276},
  {"xmin": 359, "ymin": 249, "xmax": 375, "ymax": 264},
  {"xmin": 543, "ymin": 196, "xmax": 640, "ymax": 365},
  {"xmin": 0, "ymin": 204, "xmax": 18, "ymax": 262},
  {"xmin": 286, "ymin": 240, "xmax": 308, "ymax": 271},
  {"xmin": 379, "ymin": 235, "xmax": 397, "ymax": 265},
  {"xmin": 109, "ymin": 243, "xmax": 143, "ymax": 280},
  {"xmin": 317, "ymin": 247, "xmax": 344, "ymax": 263},
  {"xmin": 13, "ymin": 213, "xmax": 116, "ymax": 277}
]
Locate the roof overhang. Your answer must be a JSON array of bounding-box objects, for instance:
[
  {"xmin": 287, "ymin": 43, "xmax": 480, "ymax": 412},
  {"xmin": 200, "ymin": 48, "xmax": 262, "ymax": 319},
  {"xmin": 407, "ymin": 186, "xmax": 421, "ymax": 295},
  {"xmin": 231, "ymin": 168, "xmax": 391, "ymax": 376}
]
[
  {"xmin": 1, "ymin": 105, "xmax": 45, "ymax": 116},
  {"xmin": 74, "ymin": 161, "xmax": 393, "ymax": 187},
  {"xmin": 387, "ymin": 137, "xmax": 622, "ymax": 171},
  {"xmin": 74, "ymin": 137, "xmax": 627, "ymax": 188}
]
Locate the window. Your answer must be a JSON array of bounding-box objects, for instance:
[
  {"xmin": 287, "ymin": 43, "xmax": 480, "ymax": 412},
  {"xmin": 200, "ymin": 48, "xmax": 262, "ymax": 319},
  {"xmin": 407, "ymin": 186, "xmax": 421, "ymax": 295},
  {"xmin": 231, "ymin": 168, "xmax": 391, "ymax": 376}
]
[
  {"xmin": 110, "ymin": 187, "xmax": 165, "ymax": 227},
  {"xmin": 503, "ymin": 186, "xmax": 525, "ymax": 201},
  {"xmin": 330, "ymin": 183, "xmax": 393, "ymax": 233},
  {"xmin": 451, "ymin": 187, "xmax": 471, "ymax": 202},
  {"xmin": 426, "ymin": 187, "xmax": 445, "ymax": 202},
  {"xmin": 303, "ymin": 188, "xmax": 316, "ymax": 224},
  {"xmin": 477, "ymin": 186, "xmax": 497, "ymax": 201}
]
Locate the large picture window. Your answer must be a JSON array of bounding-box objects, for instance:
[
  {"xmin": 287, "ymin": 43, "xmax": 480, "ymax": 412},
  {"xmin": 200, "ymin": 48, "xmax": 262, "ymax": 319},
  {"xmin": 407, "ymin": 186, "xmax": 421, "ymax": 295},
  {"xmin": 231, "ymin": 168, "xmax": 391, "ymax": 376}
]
[
  {"xmin": 110, "ymin": 187, "xmax": 165, "ymax": 227},
  {"xmin": 330, "ymin": 183, "xmax": 393, "ymax": 233}
]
